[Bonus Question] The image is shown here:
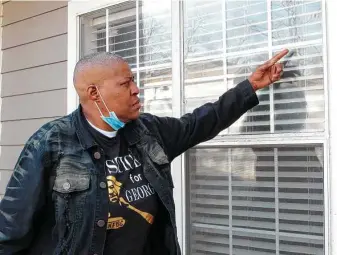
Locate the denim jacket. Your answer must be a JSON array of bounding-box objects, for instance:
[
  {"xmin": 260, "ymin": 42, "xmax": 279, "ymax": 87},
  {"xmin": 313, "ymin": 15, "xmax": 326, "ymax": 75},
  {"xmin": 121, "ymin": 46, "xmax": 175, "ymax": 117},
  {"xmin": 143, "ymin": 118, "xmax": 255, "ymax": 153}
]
[{"xmin": 0, "ymin": 80, "xmax": 258, "ymax": 255}]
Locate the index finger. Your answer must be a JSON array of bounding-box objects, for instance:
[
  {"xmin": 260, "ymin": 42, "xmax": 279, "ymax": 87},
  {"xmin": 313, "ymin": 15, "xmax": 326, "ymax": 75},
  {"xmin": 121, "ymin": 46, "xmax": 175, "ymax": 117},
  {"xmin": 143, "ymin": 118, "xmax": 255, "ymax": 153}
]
[{"xmin": 264, "ymin": 49, "xmax": 289, "ymax": 68}]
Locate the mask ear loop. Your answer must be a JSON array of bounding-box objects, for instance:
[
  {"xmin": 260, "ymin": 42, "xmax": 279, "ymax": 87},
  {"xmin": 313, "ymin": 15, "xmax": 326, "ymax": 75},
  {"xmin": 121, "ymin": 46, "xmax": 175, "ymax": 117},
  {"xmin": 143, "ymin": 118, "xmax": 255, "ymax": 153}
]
[
  {"xmin": 96, "ymin": 86, "xmax": 111, "ymax": 113},
  {"xmin": 95, "ymin": 101, "xmax": 105, "ymax": 117},
  {"xmin": 94, "ymin": 86, "xmax": 110, "ymax": 117}
]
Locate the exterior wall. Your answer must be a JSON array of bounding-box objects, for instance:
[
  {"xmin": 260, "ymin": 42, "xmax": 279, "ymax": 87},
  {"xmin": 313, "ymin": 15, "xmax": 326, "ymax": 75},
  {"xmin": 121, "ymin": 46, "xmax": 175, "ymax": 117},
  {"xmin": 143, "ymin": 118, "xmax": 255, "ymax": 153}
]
[{"xmin": 0, "ymin": 1, "xmax": 68, "ymax": 198}]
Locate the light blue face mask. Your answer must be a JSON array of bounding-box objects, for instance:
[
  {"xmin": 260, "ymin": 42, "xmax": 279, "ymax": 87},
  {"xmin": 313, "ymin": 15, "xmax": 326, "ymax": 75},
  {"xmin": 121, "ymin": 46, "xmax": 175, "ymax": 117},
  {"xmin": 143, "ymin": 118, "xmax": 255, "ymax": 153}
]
[{"xmin": 95, "ymin": 87, "xmax": 125, "ymax": 131}]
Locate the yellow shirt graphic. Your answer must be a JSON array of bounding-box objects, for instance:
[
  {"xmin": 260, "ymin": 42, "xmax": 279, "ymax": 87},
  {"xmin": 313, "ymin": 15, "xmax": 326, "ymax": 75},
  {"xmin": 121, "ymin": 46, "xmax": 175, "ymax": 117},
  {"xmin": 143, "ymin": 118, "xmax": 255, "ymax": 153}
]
[{"xmin": 106, "ymin": 175, "xmax": 154, "ymax": 229}]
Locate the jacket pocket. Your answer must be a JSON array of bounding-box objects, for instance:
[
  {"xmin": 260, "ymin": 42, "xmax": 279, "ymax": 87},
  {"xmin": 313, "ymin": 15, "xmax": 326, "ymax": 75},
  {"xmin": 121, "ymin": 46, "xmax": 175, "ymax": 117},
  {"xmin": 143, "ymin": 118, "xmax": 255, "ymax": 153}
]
[
  {"xmin": 144, "ymin": 139, "xmax": 169, "ymax": 165},
  {"xmin": 52, "ymin": 173, "xmax": 91, "ymax": 255},
  {"xmin": 52, "ymin": 172, "xmax": 91, "ymax": 222},
  {"xmin": 143, "ymin": 140, "xmax": 174, "ymax": 188},
  {"xmin": 53, "ymin": 173, "xmax": 90, "ymax": 194}
]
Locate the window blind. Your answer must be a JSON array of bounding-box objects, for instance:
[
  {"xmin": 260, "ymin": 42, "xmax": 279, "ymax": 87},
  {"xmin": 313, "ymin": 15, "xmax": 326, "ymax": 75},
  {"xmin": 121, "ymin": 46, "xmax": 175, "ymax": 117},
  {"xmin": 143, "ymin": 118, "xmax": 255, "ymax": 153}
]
[
  {"xmin": 188, "ymin": 145, "xmax": 324, "ymax": 255},
  {"xmin": 184, "ymin": 0, "xmax": 324, "ymax": 135}
]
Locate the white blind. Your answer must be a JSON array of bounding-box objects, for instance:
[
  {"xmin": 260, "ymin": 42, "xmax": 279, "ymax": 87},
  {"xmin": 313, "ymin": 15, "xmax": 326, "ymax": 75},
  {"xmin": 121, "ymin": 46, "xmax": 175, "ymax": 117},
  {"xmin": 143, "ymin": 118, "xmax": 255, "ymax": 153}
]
[
  {"xmin": 184, "ymin": 0, "xmax": 324, "ymax": 135},
  {"xmin": 80, "ymin": 1, "xmax": 172, "ymax": 117},
  {"xmin": 188, "ymin": 145, "xmax": 324, "ymax": 255}
]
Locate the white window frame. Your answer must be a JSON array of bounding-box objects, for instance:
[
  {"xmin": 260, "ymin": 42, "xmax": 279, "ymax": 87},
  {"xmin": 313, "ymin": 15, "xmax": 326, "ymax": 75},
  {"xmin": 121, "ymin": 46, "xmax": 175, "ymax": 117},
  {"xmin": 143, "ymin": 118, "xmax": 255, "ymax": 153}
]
[
  {"xmin": 67, "ymin": 0, "xmax": 337, "ymax": 254},
  {"xmin": 326, "ymin": 1, "xmax": 337, "ymax": 255}
]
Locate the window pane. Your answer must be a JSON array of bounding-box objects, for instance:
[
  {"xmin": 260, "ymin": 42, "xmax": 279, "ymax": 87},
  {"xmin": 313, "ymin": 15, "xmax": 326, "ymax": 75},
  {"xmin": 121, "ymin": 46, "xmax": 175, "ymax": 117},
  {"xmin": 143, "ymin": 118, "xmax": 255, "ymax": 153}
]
[
  {"xmin": 232, "ymin": 231, "xmax": 276, "ymax": 255},
  {"xmin": 227, "ymin": 52, "xmax": 271, "ymax": 134},
  {"xmin": 187, "ymin": 145, "xmax": 324, "ymax": 255},
  {"xmin": 226, "ymin": 0, "xmax": 268, "ymax": 53},
  {"xmin": 272, "ymin": 0, "xmax": 322, "ymax": 45},
  {"xmin": 191, "ymin": 226, "xmax": 230, "ymax": 254},
  {"xmin": 273, "ymin": 45, "xmax": 324, "ymax": 132},
  {"xmin": 138, "ymin": 1, "xmax": 172, "ymax": 116},
  {"xmin": 140, "ymin": 67, "xmax": 172, "ymax": 116},
  {"xmin": 79, "ymin": 1, "xmax": 172, "ymax": 117},
  {"xmin": 108, "ymin": 4, "xmax": 137, "ymax": 68},
  {"xmin": 139, "ymin": 3, "xmax": 171, "ymax": 67},
  {"xmin": 80, "ymin": 8, "xmax": 107, "ymax": 56},
  {"xmin": 183, "ymin": 0, "xmax": 325, "ymax": 134}
]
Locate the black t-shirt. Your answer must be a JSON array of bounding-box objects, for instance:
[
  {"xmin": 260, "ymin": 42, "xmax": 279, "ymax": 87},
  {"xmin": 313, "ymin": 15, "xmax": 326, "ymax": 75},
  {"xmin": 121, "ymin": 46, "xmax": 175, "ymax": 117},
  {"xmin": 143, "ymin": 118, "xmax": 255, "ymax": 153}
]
[{"xmin": 83, "ymin": 117, "xmax": 158, "ymax": 255}]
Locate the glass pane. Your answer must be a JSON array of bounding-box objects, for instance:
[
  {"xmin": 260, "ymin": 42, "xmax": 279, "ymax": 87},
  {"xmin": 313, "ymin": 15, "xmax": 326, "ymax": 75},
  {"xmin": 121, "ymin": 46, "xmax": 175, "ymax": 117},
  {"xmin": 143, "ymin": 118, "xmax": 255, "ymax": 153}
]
[
  {"xmin": 187, "ymin": 145, "xmax": 324, "ymax": 255},
  {"xmin": 184, "ymin": 0, "xmax": 225, "ymax": 123},
  {"xmin": 191, "ymin": 226, "xmax": 230, "ymax": 254},
  {"xmin": 232, "ymin": 231, "xmax": 276, "ymax": 255},
  {"xmin": 139, "ymin": 2, "xmax": 171, "ymax": 67},
  {"xmin": 227, "ymin": 52, "xmax": 271, "ymax": 134},
  {"xmin": 80, "ymin": 8, "xmax": 107, "ymax": 56},
  {"xmin": 140, "ymin": 67, "xmax": 172, "ymax": 116},
  {"xmin": 226, "ymin": 0, "xmax": 268, "ymax": 53},
  {"xmin": 138, "ymin": 1, "xmax": 172, "ymax": 117},
  {"xmin": 183, "ymin": 0, "xmax": 325, "ymax": 135},
  {"xmin": 272, "ymin": 0, "xmax": 322, "ymax": 45},
  {"xmin": 79, "ymin": 1, "xmax": 172, "ymax": 117},
  {"xmin": 273, "ymin": 45, "xmax": 324, "ymax": 132},
  {"xmin": 108, "ymin": 3, "xmax": 137, "ymax": 68}
]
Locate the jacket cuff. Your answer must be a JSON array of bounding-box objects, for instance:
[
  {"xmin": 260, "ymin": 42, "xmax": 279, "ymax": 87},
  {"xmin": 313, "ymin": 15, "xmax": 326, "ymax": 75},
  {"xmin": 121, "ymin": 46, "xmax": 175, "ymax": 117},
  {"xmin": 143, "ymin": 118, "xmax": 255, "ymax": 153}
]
[{"xmin": 237, "ymin": 79, "xmax": 260, "ymax": 107}]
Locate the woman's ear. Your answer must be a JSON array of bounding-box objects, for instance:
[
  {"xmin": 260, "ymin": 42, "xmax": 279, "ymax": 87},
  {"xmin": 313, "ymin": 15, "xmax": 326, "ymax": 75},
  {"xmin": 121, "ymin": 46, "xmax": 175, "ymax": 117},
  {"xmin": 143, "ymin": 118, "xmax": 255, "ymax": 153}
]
[{"xmin": 87, "ymin": 85, "xmax": 100, "ymax": 102}]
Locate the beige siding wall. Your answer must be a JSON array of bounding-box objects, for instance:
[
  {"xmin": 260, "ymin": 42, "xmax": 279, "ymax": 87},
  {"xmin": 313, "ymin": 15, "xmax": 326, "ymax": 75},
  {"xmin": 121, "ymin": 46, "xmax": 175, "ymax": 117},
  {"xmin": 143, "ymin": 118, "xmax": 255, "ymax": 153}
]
[{"xmin": 0, "ymin": 1, "xmax": 68, "ymax": 197}]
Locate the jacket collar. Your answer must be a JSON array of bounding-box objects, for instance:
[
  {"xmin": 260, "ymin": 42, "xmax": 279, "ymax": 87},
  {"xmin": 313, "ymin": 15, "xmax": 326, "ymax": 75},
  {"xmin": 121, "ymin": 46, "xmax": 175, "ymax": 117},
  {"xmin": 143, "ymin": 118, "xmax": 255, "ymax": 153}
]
[{"xmin": 72, "ymin": 105, "xmax": 149, "ymax": 150}]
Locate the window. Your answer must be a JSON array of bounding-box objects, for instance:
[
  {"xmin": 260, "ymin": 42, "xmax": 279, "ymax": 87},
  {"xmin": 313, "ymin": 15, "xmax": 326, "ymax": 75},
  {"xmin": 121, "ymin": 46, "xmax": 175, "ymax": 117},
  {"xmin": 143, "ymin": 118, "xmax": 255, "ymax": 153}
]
[
  {"xmin": 184, "ymin": 0, "xmax": 326, "ymax": 254},
  {"xmin": 77, "ymin": 0, "xmax": 327, "ymax": 254}
]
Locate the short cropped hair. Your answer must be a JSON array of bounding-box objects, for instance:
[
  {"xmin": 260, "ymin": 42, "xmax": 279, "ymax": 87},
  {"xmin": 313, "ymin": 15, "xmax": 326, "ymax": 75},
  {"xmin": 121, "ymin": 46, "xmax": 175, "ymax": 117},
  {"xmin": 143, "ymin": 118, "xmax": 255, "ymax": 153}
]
[{"xmin": 73, "ymin": 51, "xmax": 125, "ymax": 84}]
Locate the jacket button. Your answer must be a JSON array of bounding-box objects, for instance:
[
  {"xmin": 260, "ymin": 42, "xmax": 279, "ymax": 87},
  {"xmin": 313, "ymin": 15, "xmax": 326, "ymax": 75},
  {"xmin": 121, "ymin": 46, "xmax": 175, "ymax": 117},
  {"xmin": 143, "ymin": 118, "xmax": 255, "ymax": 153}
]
[
  {"xmin": 94, "ymin": 152, "xmax": 101, "ymax": 159},
  {"xmin": 100, "ymin": 182, "xmax": 107, "ymax": 189},
  {"xmin": 63, "ymin": 182, "xmax": 71, "ymax": 191},
  {"xmin": 97, "ymin": 220, "xmax": 105, "ymax": 227}
]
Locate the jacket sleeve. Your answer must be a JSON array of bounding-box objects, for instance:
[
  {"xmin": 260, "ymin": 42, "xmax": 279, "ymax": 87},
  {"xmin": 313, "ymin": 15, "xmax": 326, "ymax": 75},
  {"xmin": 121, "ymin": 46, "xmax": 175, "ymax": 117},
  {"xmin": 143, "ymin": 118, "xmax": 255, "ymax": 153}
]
[
  {"xmin": 150, "ymin": 79, "xmax": 259, "ymax": 161},
  {"xmin": 0, "ymin": 139, "xmax": 48, "ymax": 254}
]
